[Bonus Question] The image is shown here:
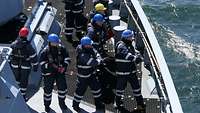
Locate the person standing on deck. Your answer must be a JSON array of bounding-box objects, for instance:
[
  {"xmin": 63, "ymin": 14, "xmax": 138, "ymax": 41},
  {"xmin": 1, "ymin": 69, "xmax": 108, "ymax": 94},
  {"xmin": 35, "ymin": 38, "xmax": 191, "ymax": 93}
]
[
  {"xmin": 115, "ymin": 29, "xmax": 145, "ymax": 112},
  {"xmin": 87, "ymin": 14, "xmax": 111, "ymax": 57},
  {"xmin": 72, "ymin": 36, "xmax": 105, "ymax": 112},
  {"xmin": 63, "ymin": 0, "xmax": 86, "ymax": 44},
  {"xmin": 10, "ymin": 27, "xmax": 38, "ymax": 101},
  {"xmin": 39, "ymin": 34, "xmax": 71, "ymax": 112}
]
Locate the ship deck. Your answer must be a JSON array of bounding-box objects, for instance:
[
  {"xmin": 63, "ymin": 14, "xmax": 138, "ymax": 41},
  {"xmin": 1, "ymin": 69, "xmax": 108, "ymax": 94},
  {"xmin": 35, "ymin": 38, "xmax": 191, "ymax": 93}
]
[{"xmin": 24, "ymin": 0, "xmax": 161, "ymax": 113}]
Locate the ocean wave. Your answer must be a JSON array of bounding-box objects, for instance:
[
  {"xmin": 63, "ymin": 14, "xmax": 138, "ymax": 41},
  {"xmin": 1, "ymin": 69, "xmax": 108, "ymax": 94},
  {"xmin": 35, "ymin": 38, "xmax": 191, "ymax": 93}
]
[{"xmin": 165, "ymin": 29, "xmax": 200, "ymax": 61}]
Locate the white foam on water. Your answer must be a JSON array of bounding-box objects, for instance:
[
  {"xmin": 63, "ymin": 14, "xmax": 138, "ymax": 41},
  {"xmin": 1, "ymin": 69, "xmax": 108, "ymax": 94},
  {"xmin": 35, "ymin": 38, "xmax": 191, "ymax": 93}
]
[{"xmin": 165, "ymin": 29, "xmax": 200, "ymax": 61}]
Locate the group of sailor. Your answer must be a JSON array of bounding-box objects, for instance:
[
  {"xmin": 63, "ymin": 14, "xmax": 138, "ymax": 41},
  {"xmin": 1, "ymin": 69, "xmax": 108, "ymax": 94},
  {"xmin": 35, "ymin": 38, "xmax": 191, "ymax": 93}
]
[{"xmin": 9, "ymin": 0, "xmax": 146, "ymax": 112}]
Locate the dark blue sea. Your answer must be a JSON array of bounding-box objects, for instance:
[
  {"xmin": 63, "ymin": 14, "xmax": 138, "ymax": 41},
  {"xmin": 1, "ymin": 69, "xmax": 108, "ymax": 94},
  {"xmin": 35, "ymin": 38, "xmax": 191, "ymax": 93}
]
[{"xmin": 142, "ymin": 0, "xmax": 200, "ymax": 113}]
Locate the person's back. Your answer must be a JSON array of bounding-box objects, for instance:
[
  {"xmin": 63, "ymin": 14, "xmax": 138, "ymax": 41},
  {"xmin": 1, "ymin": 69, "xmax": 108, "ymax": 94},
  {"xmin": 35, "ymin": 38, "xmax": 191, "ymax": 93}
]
[{"xmin": 10, "ymin": 27, "xmax": 38, "ymax": 101}]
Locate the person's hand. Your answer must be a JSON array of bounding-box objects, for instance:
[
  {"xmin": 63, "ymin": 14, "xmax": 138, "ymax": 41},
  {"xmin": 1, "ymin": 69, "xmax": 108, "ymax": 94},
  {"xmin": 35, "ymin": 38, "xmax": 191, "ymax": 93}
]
[
  {"xmin": 135, "ymin": 55, "xmax": 143, "ymax": 64},
  {"xmin": 58, "ymin": 67, "xmax": 65, "ymax": 74}
]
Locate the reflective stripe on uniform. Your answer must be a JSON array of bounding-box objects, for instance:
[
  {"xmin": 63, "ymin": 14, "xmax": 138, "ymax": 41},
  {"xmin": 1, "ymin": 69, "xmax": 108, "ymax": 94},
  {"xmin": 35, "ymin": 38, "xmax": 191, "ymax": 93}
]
[
  {"xmin": 91, "ymin": 89, "xmax": 101, "ymax": 94},
  {"xmin": 72, "ymin": 10, "xmax": 83, "ymax": 13},
  {"xmin": 64, "ymin": 32, "xmax": 73, "ymax": 35},
  {"xmin": 77, "ymin": 73, "xmax": 91, "ymax": 78},
  {"xmin": 30, "ymin": 53, "xmax": 36, "ymax": 58},
  {"xmin": 73, "ymin": 98, "xmax": 81, "ymax": 103},
  {"xmin": 115, "ymin": 59, "xmax": 131, "ymax": 63},
  {"xmin": 44, "ymin": 93, "xmax": 52, "ymax": 97},
  {"xmin": 42, "ymin": 73, "xmax": 51, "ymax": 76},
  {"xmin": 58, "ymin": 89, "xmax": 68, "ymax": 94},
  {"xmin": 133, "ymin": 93, "xmax": 142, "ymax": 97},
  {"xmin": 32, "ymin": 62, "xmax": 38, "ymax": 66},
  {"xmin": 76, "ymin": 26, "xmax": 82, "ymax": 29},
  {"xmin": 116, "ymin": 72, "xmax": 130, "ymax": 75},
  {"xmin": 40, "ymin": 61, "xmax": 46, "ymax": 65},
  {"xmin": 44, "ymin": 97, "xmax": 52, "ymax": 101},
  {"xmin": 74, "ymin": 93, "xmax": 83, "ymax": 99},
  {"xmin": 87, "ymin": 58, "xmax": 93, "ymax": 65},
  {"xmin": 125, "ymin": 53, "xmax": 132, "ymax": 60},
  {"xmin": 74, "ymin": 0, "xmax": 83, "ymax": 6},
  {"xmin": 11, "ymin": 64, "xmax": 19, "ymax": 68},
  {"xmin": 65, "ymin": 27, "xmax": 74, "ymax": 30},
  {"xmin": 116, "ymin": 90, "xmax": 125, "ymax": 93},
  {"xmin": 116, "ymin": 93, "xmax": 123, "ymax": 97},
  {"xmin": 133, "ymin": 88, "xmax": 141, "ymax": 93},
  {"xmin": 93, "ymin": 93, "xmax": 101, "ymax": 98},
  {"xmin": 77, "ymin": 65, "xmax": 92, "ymax": 69},
  {"xmin": 58, "ymin": 95, "xmax": 66, "ymax": 99},
  {"xmin": 65, "ymin": 9, "xmax": 71, "ymax": 12},
  {"xmin": 21, "ymin": 66, "xmax": 31, "ymax": 69}
]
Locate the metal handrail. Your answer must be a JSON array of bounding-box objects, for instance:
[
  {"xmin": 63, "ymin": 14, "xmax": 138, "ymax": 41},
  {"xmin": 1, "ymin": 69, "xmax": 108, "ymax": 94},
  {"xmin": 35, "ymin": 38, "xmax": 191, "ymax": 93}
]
[{"xmin": 122, "ymin": 0, "xmax": 183, "ymax": 112}]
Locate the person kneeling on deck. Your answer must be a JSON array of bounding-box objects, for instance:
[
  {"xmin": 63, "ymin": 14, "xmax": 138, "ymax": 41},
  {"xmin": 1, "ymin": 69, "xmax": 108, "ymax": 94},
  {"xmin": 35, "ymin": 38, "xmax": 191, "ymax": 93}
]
[
  {"xmin": 10, "ymin": 27, "xmax": 38, "ymax": 101},
  {"xmin": 39, "ymin": 34, "xmax": 71, "ymax": 112},
  {"xmin": 72, "ymin": 36, "xmax": 105, "ymax": 112},
  {"xmin": 115, "ymin": 29, "xmax": 145, "ymax": 112}
]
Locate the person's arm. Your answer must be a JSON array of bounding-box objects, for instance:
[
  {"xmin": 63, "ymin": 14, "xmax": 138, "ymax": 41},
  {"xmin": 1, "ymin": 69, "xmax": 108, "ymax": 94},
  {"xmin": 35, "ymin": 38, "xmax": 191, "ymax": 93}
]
[{"xmin": 29, "ymin": 45, "xmax": 38, "ymax": 72}]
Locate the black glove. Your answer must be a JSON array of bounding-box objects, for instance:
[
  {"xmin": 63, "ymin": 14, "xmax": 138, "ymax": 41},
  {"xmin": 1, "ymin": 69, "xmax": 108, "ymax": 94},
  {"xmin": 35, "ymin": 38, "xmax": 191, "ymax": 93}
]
[
  {"xmin": 33, "ymin": 65, "xmax": 38, "ymax": 72},
  {"xmin": 135, "ymin": 56, "xmax": 143, "ymax": 64}
]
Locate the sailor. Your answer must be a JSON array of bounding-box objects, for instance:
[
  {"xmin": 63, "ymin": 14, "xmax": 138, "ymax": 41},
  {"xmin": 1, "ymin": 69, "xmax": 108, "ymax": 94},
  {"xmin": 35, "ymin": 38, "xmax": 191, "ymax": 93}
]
[
  {"xmin": 72, "ymin": 36, "xmax": 105, "ymax": 112},
  {"xmin": 87, "ymin": 14, "xmax": 111, "ymax": 57},
  {"xmin": 10, "ymin": 27, "xmax": 38, "ymax": 101},
  {"xmin": 115, "ymin": 29, "xmax": 145, "ymax": 112},
  {"xmin": 90, "ymin": 3, "xmax": 108, "ymax": 24},
  {"xmin": 39, "ymin": 34, "xmax": 71, "ymax": 112},
  {"xmin": 63, "ymin": 0, "xmax": 86, "ymax": 43}
]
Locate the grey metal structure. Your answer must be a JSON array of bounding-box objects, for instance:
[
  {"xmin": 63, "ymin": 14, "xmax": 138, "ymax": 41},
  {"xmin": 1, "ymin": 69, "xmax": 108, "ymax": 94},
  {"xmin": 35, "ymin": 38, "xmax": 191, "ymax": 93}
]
[{"xmin": 0, "ymin": 0, "xmax": 24, "ymax": 25}]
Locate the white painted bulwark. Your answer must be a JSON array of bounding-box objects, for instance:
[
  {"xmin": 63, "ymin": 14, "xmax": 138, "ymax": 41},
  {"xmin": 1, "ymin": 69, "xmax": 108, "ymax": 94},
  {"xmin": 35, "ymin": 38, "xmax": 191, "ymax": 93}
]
[{"xmin": 130, "ymin": 0, "xmax": 183, "ymax": 112}]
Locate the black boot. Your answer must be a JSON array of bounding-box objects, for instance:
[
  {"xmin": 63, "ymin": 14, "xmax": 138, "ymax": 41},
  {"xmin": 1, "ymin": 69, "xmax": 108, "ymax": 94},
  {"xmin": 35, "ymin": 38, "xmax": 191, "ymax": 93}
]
[
  {"xmin": 116, "ymin": 96, "xmax": 124, "ymax": 109},
  {"xmin": 95, "ymin": 98, "xmax": 105, "ymax": 112},
  {"xmin": 45, "ymin": 106, "xmax": 50, "ymax": 113},
  {"xmin": 73, "ymin": 105, "xmax": 81, "ymax": 112},
  {"xmin": 59, "ymin": 100, "xmax": 68, "ymax": 110},
  {"xmin": 73, "ymin": 101, "xmax": 81, "ymax": 112}
]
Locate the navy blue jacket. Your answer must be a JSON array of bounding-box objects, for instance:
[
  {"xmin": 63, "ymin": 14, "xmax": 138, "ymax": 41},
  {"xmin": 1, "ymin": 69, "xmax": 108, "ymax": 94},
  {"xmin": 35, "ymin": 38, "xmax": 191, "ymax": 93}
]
[
  {"xmin": 10, "ymin": 39, "xmax": 38, "ymax": 70},
  {"xmin": 76, "ymin": 45, "xmax": 101, "ymax": 78},
  {"xmin": 40, "ymin": 45, "xmax": 71, "ymax": 76},
  {"xmin": 115, "ymin": 41, "xmax": 138, "ymax": 75}
]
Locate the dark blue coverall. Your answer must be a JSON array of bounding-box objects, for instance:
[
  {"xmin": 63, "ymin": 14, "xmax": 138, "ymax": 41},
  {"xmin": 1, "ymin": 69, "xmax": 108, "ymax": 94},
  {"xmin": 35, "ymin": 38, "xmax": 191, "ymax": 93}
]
[
  {"xmin": 64, "ymin": 0, "xmax": 85, "ymax": 41},
  {"xmin": 115, "ymin": 41, "xmax": 144, "ymax": 109},
  {"xmin": 10, "ymin": 39, "xmax": 38, "ymax": 99},
  {"xmin": 39, "ymin": 45, "xmax": 71, "ymax": 109},
  {"xmin": 72, "ymin": 45, "xmax": 104, "ymax": 111}
]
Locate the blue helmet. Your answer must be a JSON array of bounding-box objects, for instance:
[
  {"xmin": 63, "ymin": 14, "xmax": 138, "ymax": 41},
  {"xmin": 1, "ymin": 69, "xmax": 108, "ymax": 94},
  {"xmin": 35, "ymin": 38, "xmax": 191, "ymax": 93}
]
[
  {"xmin": 81, "ymin": 36, "xmax": 93, "ymax": 46},
  {"xmin": 121, "ymin": 29, "xmax": 134, "ymax": 39},
  {"xmin": 92, "ymin": 14, "xmax": 104, "ymax": 23},
  {"xmin": 48, "ymin": 33, "xmax": 59, "ymax": 43}
]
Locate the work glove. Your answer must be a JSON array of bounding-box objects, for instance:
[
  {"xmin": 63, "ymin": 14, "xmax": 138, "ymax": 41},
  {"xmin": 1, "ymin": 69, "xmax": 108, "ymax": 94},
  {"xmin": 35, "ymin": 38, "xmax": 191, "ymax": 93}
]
[
  {"xmin": 58, "ymin": 67, "xmax": 65, "ymax": 74},
  {"xmin": 135, "ymin": 55, "xmax": 143, "ymax": 64}
]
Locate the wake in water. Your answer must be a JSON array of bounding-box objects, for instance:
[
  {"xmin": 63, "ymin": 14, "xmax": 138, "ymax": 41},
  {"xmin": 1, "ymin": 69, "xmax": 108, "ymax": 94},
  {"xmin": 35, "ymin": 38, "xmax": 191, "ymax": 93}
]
[{"xmin": 141, "ymin": 1, "xmax": 200, "ymax": 113}]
